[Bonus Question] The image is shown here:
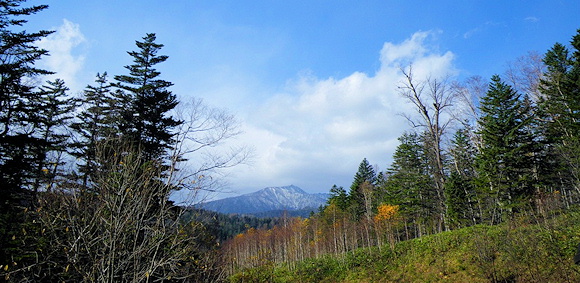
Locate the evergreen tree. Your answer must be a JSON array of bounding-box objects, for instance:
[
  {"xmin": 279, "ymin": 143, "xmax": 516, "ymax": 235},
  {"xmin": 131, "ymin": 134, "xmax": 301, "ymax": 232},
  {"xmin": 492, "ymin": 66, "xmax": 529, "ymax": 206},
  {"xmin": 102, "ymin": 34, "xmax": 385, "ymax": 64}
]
[
  {"xmin": 350, "ymin": 158, "xmax": 376, "ymax": 191},
  {"xmin": 31, "ymin": 79, "xmax": 76, "ymax": 193},
  {"xmin": 444, "ymin": 172, "xmax": 473, "ymax": 228},
  {"xmin": 444, "ymin": 128, "xmax": 478, "ymax": 228},
  {"xmin": 114, "ymin": 33, "xmax": 181, "ymax": 162},
  {"xmin": 71, "ymin": 72, "xmax": 120, "ymax": 188},
  {"xmin": 348, "ymin": 158, "xmax": 376, "ymax": 219},
  {"xmin": 327, "ymin": 184, "xmax": 349, "ymax": 210},
  {"xmin": 448, "ymin": 127, "xmax": 477, "ymax": 179},
  {"xmin": 380, "ymin": 132, "xmax": 436, "ymax": 236},
  {"xmin": 538, "ymin": 29, "xmax": 580, "ymax": 203},
  {"xmin": 476, "ymin": 75, "xmax": 538, "ymax": 220},
  {"xmin": 0, "ymin": 0, "xmax": 55, "ymax": 274},
  {"xmin": 0, "ymin": 0, "xmax": 53, "ymax": 199},
  {"xmin": 539, "ymin": 40, "xmax": 580, "ymax": 139}
]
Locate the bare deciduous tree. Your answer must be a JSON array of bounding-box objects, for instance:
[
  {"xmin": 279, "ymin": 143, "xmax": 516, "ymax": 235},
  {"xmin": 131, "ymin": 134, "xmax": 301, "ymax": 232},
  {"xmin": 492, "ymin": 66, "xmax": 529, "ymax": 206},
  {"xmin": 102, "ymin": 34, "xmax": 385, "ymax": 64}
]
[
  {"xmin": 28, "ymin": 140, "xmax": 218, "ymax": 282},
  {"xmin": 168, "ymin": 98, "xmax": 253, "ymax": 204},
  {"xmin": 504, "ymin": 51, "xmax": 545, "ymax": 101},
  {"xmin": 452, "ymin": 75, "xmax": 487, "ymax": 150},
  {"xmin": 7, "ymin": 99, "xmax": 249, "ymax": 281},
  {"xmin": 398, "ymin": 65, "xmax": 456, "ymax": 231}
]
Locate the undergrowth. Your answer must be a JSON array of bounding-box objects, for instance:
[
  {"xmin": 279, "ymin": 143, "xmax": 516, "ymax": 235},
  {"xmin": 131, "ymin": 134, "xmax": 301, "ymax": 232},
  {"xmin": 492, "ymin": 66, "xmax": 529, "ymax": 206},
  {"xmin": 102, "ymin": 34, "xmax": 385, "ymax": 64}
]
[{"xmin": 229, "ymin": 208, "xmax": 580, "ymax": 282}]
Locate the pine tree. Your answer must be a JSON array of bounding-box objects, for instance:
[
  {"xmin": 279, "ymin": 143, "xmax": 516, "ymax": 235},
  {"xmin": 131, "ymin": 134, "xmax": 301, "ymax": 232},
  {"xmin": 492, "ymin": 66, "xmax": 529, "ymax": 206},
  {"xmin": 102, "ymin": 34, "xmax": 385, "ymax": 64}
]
[
  {"xmin": 444, "ymin": 172, "xmax": 473, "ymax": 228},
  {"xmin": 114, "ymin": 33, "xmax": 181, "ymax": 162},
  {"xmin": 448, "ymin": 127, "xmax": 477, "ymax": 178},
  {"xmin": 476, "ymin": 75, "xmax": 538, "ymax": 220},
  {"xmin": 539, "ymin": 40, "xmax": 579, "ymax": 139}
]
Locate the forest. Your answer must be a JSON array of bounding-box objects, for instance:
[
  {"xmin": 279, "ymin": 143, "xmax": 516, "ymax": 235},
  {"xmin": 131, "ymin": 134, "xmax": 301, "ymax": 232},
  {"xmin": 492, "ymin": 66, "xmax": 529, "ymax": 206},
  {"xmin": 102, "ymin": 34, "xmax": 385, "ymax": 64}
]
[
  {"xmin": 1, "ymin": 0, "xmax": 580, "ymax": 282},
  {"xmin": 0, "ymin": 1, "xmax": 248, "ymax": 281},
  {"xmin": 222, "ymin": 25, "xmax": 580, "ymax": 283}
]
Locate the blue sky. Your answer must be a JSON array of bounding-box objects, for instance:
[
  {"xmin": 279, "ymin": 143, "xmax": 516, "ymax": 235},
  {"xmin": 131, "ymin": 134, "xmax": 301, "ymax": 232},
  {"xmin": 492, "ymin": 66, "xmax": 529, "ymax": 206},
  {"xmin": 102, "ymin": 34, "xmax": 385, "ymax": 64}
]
[{"xmin": 28, "ymin": 1, "xmax": 579, "ymax": 200}]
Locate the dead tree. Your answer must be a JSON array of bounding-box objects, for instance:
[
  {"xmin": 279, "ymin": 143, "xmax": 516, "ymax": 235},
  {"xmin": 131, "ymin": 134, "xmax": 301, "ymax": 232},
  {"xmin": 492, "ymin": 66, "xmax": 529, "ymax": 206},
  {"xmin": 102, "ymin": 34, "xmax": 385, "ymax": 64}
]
[{"xmin": 398, "ymin": 65, "xmax": 456, "ymax": 231}]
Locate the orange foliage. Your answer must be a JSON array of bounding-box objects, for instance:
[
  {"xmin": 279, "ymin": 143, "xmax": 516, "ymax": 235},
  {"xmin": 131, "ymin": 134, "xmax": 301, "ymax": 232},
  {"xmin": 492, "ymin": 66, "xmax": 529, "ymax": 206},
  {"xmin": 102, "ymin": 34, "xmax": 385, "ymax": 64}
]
[{"xmin": 374, "ymin": 204, "xmax": 399, "ymax": 223}]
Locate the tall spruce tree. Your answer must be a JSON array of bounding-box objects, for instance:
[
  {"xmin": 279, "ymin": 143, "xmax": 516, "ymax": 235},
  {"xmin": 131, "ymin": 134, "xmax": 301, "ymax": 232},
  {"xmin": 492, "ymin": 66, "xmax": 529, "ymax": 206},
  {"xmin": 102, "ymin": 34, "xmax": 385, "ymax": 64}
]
[
  {"xmin": 445, "ymin": 128, "xmax": 478, "ymax": 228},
  {"xmin": 0, "ymin": 0, "xmax": 53, "ymax": 199},
  {"xmin": 71, "ymin": 72, "xmax": 120, "ymax": 188},
  {"xmin": 539, "ymin": 40, "xmax": 580, "ymax": 139},
  {"xmin": 114, "ymin": 33, "xmax": 181, "ymax": 162},
  {"xmin": 31, "ymin": 79, "xmax": 76, "ymax": 193},
  {"xmin": 476, "ymin": 75, "xmax": 538, "ymax": 220},
  {"xmin": 348, "ymin": 158, "xmax": 376, "ymax": 219},
  {"xmin": 380, "ymin": 132, "xmax": 435, "ymax": 236},
  {"xmin": 328, "ymin": 184, "xmax": 349, "ymax": 210},
  {"xmin": 0, "ymin": 0, "xmax": 55, "ymax": 274},
  {"xmin": 538, "ymin": 29, "xmax": 580, "ymax": 203}
]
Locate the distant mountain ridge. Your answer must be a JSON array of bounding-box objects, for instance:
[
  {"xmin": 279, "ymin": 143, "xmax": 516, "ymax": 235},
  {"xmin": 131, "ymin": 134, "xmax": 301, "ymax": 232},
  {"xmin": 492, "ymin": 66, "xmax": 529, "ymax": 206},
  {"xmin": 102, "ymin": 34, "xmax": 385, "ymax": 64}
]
[{"xmin": 201, "ymin": 185, "xmax": 329, "ymax": 217}]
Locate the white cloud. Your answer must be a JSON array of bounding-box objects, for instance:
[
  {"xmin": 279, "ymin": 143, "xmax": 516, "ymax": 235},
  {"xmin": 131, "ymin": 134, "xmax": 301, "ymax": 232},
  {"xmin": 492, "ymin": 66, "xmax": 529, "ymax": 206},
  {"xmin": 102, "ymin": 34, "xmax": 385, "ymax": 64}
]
[
  {"xmin": 36, "ymin": 19, "xmax": 86, "ymax": 93},
  {"xmin": 380, "ymin": 31, "xmax": 430, "ymax": 65},
  {"xmin": 463, "ymin": 21, "xmax": 500, "ymax": 39},
  {"xmin": 524, "ymin": 16, "xmax": 539, "ymax": 23},
  {"xmin": 222, "ymin": 30, "xmax": 456, "ymax": 196}
]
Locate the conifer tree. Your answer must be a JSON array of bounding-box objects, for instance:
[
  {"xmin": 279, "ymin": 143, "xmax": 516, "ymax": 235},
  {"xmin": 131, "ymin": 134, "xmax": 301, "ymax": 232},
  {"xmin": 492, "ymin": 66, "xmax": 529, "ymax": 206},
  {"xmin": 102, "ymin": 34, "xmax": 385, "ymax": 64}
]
[
  {"xmin": 380, "ymin": 132, "xmax": 435, "ymax": 236},
  {"xmin": 444, "ymin": 128, "xmax": 478, "ymax": 227},
  {"xmin": 0, "ymin": 0, "xmax": 55, "ymax": 274},
  {"xmin": 538, "ymin": 29, "xmax": 580, "ymax": 203},
  {"xmin": 114, "ymin": 33, "xmax": 181, "ymax": 162},
  {"xmin": 348, "ymin": 158, "xmax": 376, "ymax": 219},
  {"xmin": 327, "ymin": 184, "xmax": 349, "ymax": 210},
  {"xmin": 539, "ymin": 40, "xmax": 580, "ymax": 139},
  {"xmin": 0, "ymin": 0, "xmax": 53, "ymax": 198},
  {"xmin": 476, "ymin": 75, "xmax": 538, "ymax": 220},
  {"xmin": 32, "ymin": 79, "xmax": 76, "ymax": 193},
  {"xmin": 71, "ymin": 72, "xmax": 120, "ymax": 188}
]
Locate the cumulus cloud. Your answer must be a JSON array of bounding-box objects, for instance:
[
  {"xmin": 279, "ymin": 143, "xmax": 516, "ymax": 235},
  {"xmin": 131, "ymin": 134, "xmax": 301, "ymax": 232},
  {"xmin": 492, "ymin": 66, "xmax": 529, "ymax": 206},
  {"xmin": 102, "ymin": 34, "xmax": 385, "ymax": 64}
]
[
  {"xmin": 380, "ymin": 31, "xmax": 430, "ymax": 65},
  {"xmin": 36, "ymin": 19, "xmax": 86, "ymax": 92},
  {"xmin": 223, "ymin": 30, "xmax": 456, "ymax": 196}
]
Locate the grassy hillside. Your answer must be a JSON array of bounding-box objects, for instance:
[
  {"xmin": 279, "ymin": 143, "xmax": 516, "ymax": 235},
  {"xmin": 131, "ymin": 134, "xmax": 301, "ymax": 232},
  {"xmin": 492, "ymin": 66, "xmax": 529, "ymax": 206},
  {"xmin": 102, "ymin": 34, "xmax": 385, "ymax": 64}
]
[{"xmin": 229, "ymin": 208, "xmax": 580, "ymax": 282}]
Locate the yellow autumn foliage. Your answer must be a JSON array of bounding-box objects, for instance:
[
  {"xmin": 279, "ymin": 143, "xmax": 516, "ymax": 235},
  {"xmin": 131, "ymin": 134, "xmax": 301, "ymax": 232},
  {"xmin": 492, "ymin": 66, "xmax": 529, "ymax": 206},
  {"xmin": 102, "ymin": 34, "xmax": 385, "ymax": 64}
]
[{"xmin": 374, "ymin": 204, "xmax": 399, "ymax": 223}]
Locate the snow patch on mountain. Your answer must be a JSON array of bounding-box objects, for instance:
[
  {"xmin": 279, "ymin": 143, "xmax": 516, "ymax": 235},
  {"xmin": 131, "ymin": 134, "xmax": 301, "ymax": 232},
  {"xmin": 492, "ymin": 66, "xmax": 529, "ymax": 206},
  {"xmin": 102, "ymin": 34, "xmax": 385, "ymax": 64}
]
[{"xmin": 201, "ymin": 185, "xmax": 329, "ymax": 215}]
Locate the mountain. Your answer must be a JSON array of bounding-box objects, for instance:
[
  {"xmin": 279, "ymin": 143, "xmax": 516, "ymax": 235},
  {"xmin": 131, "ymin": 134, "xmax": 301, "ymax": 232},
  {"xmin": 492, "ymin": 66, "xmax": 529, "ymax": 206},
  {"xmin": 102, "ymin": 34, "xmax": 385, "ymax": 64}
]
[{"xmin": 201, "ymin": 185, "xmax": 329, "ymax": 217}]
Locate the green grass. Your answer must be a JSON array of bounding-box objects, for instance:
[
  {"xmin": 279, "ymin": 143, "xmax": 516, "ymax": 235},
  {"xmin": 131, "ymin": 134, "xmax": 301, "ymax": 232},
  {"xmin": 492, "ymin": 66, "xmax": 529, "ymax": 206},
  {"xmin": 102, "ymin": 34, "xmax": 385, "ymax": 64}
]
[{"xmin": 229, "ymin": 208, "xmax": 580, "ymax": 282}]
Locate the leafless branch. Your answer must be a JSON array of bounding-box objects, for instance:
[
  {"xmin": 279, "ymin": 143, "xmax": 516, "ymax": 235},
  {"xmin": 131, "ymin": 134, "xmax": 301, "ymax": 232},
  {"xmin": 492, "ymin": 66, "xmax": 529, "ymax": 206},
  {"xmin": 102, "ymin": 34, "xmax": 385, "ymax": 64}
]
[{"xmin": 166, "ymin": 98, "xmax": 253, "ymax": 203}]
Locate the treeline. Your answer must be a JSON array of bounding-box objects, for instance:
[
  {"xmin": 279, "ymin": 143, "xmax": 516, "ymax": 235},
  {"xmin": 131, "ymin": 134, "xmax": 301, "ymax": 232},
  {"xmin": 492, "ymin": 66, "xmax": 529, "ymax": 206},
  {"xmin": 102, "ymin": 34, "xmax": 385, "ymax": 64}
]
[
  {"xmin": 182, "ymin": 208, "xmax": 282, "ymax": 242},
  {"xmin": 223, "ymin": 29, "xmax": 580, "ymax": 274},
  {"xmin": 0, "ymin": 1, "xmax": 247, "ymax": 282}
]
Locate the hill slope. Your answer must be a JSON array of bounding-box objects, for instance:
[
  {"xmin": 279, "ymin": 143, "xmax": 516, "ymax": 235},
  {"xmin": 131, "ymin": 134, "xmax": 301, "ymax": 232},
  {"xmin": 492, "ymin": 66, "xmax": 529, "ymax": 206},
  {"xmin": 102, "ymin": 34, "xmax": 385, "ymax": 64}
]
[{"xmin": 230, "ymin": 209, "xmax": 580, "ymax": 282}]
